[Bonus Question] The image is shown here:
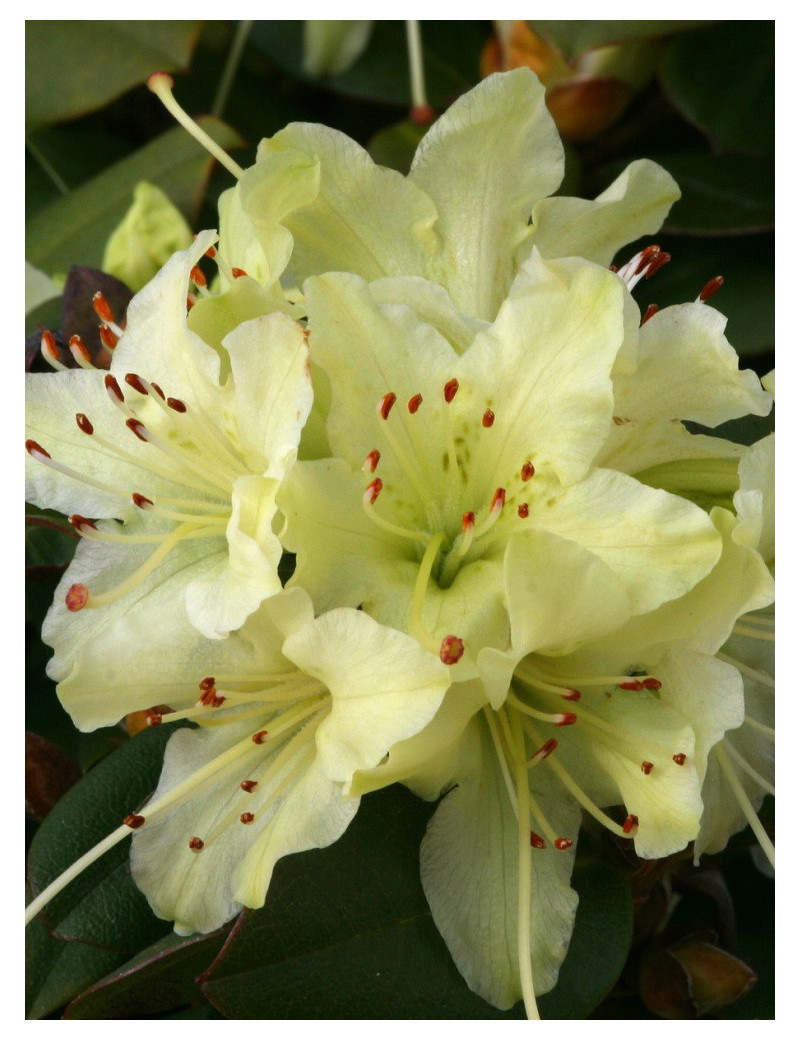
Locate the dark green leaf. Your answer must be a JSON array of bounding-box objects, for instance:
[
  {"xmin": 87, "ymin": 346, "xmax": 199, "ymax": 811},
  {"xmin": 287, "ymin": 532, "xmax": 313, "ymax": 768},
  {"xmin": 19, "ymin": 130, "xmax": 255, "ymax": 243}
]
[
  {"xmin": 26, "ymin": 894, "xmax": 129, "ymax": 1020},
  {"xmin": 250, "ymin": 21, "xmax": 484, "ymax": 108},
  {"xmin": 64, "ymin": 930, "xmax": 231, "ymax": 1019},
  {"xmin": 659, "ymin": 22, "xmax": 774, "ymax": 156},
  {"xmin": 26, "ymin": 119, "xmax": 243, "ymax": 277},
  {"xmin": 529, "ymin": 21, "xmax": 711, "ymax": 60},
  {"xmin": 538, "ymin": 855, "xmax": 634, "ymax": 1019},
  {"xmin": 200, "ymin": 785, "xmax": 525, "ymax": 1019},
  {"xmin": 658, "ymin": 153, "xmax": 773, "ymax": 235},
  {"xmin": 26, "ymin": 725, "xmax": 181, "ymax": 950},
  {"xmin": 25, "ymin": 21, "xmax": 203, "ymax": 132},
  {"xmin": 25, "ymin": 510, "xmax": 79, "ymax": 571},
  {"xmin": 367, "ymin": 120, "xmax": 427, "ymax": 174}
]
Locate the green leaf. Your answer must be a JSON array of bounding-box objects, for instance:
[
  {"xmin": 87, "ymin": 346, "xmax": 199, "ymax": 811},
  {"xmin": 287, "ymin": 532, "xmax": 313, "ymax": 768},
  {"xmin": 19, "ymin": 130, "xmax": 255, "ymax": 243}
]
[
  {"xmin": 367, "ymin": 120, "xmax": 427, "ymax": 174},
  {"xmin": 657, "ymin": 153, "xmax": 773, "ymax": 235},
  {"xmin": 26, "ymin": 725, "xmax": 182, "ymax": 950},
  {"xmin": 529, "ymin": 21, "xmax": 711, "ymax": 60},
  {"xmin": 64, "ymin": 930, "xmax": 230, "ymax": 1020},
  {"xmin": 25, "ymin": 21, "xmax": 203, "ymax": 132},
  {"xmin": 26, "ymin": 119, "xmax": 243, "ymax": 277},
  {"xmin": 26, "ymin": 895, "xmax": 128, "ymax": 1020},
  {"xmin": 538, "ymin": 854, "xmax": 634, "ymax": 1019},
  {"xmin": 659, "ymin": 22, "xmax": 774, "ymax": 156},
  {"xmin": 200, "ymin": 785, "xmax": 525, "ymax": 1019},
  {"xmin": 250, "ymin": 21, "xmax": 484, "ymax": 108},
  {"xmin": 25, "ymin": 509, "xmax": 79, "ymax": 571}
]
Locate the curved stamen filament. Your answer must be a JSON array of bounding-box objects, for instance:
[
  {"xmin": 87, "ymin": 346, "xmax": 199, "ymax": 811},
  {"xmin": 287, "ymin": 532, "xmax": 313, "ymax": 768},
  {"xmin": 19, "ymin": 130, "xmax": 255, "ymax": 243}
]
[
  {"xmin": 721, "ymin": 740, "xmax": 775, "ymax": 795},
  {"xmin": 362, "ymin": 485, "xmax": 430, "ymax": 545},
  {"xmin": 408, "ymin": 532, "xmax": 446, "ymax": 653},
  {"xmin": 80, "ymin": 522, "xmax": 222, "ymax": 609},
  {"xmin": 716, "ymin": 652, "xmax": 775, "ymax": 688},
  {"xmin": 744, "ymin": 715, "xmax": 775, "ymax": 741},
  {"xmin": 713, "ymin": 743, "xmax": 775, "ymax": 868},
  {"xmin": 732, "ymin": 623, "xmax": 775, "ymax": 642}
]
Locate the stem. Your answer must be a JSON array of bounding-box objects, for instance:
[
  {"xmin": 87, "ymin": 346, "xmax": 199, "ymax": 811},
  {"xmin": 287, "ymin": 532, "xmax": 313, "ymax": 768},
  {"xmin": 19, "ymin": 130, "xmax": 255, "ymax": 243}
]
[{"xmin": 212, "ymin": 20, "xmax": 254, "ymax": 119}]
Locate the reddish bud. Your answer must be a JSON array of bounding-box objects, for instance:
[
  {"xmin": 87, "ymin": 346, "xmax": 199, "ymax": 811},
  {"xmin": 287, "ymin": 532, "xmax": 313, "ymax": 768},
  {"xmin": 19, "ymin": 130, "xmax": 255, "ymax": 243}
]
[
  {"xmin": 517, "ymin": 503, "xmax": 529, "ymax": 518},
  {"xmin": 252, "ymin": 730, "xmax": 268, "ymax": 745},
  {"xmin": 240, "ymin": 812, "xmax": 255, "ymax": 824},
  {"xmin": 554, "ymin": 837, "xmax": 573, "ymax": 851}
]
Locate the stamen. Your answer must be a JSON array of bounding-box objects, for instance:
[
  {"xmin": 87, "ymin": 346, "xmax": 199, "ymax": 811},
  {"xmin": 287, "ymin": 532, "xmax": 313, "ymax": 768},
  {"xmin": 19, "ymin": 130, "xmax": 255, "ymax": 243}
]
[
  {"xmin": 530, "ymin": 831, "xmax": 546, "ymax": 849},
  {"xmin": 622, "ymin": 814, "xmax": 639, "ymax": 834},
  {"xmin": 147, "ymin": 72, "xmax": 245, "ymax": 179},
  {"xmin": 379, "ymin": 392, "xmax": 397, "ymax": 420},
  {"xmin": 231, "ymin": 267, "xmax": 248, "ymax": 279},
  {"xmin": 482, "ymin": 409, "xmax": 495, "ymax": 428},
  {"xmin": 93, "ymin": 291, "xmax": 124, "ymax": 338},
  {"xmin": 521, "ymin": 461, "xmax": 535, "ymax": 482},
  {"xmin": 40, "ymin": 330, "xmax": 67, "ymax": 371},
  {"xmin": 517, "ymin": 504, "xmax": 529, "ymax": 518},
  {"xmin": 252, "ymin": 730, "xmax": 268, "ymax": 744},
  {"xmin": 65, "ymin": 584, "xmax": 89, "ymax": 612},
  {"xmin": 554, "ymin": 838, "xmax": 573, "ymax": 850},
  {"xmin": 408, "ymin": 393, "xmax": 423, "ymax": 414},
  {"xmin": 239, "ymin": 812, "xmax": 255, "ymax": 825},
  {"xmin": 713, "ymin": 743, "xmax": 775, "ymax": 868},
  {"xmin": 528, "ymin": 737, "xmax": 558, "ymax": 767},
  {"xmin": 722, "ymin": 741, "xmax": 775, "ymax": 795},
  {"xmin": 641, "ymin": 761, "xmax": 654, "ymax": 775},
  {"xmin": 104, "ymin": 373, "xmax": 125, "ymax": 403},
  {"xmin": 68, "ymin": 334, "xmax": 94, "ymax": 369},
  {"xmin": 443, "ymin": 378, "xmax": 459, "ymax": 403},
  {"xmin": 672, "ymin": 753, "xmax": 687, "ymax": 766},
  {"xmin": 75, "ymin": 413, "xmax": 94, "ymax": 435},
  {"xmin": 698, "ymin": 275, "xmax": 724, "ymax": 302},
  {"xmin": 240, "ymin": 780, "xmax": 258, "ymax": 793},
  {"xmin": 188, "ymin": 836, "xmax": 204, "ymax": 851},
  {"xmin": 363, "ymin": 450, "xmax": 381, "ymax": 473},
  {"xmin": 641, "ymin": 303, "xmax": 659, "ymax": 325},
  {"xmin": 124, "ymin": 814, "xmax": 146, "ymax": 829}
]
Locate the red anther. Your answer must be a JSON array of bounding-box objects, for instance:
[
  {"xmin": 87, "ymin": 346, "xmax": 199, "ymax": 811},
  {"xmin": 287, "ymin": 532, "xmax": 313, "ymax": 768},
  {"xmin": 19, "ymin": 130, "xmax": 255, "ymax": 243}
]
[
  {"xmin": 231, "ymin": 268, "xmax": 248, "ymax": 279},
  {"xmin": 462, "ymin": 511, "xmax": 475, "ymax": 533},
  {"xmin": 619, "ymin": 680, "xmax": 645, "ymax": 691},
  {"xmin": 68, "ymin": 334, "xmax": 91, "ymax": 363},
  {"xmin": 74, "ymin": 413, "xmax": 94, "ymax": 436},
  {"xmin": 554, "ymin": 837, "xmax": 573, "ymax": 851},
  {"xmin": 190, "ymin": 265, "xmax": 207, "ymax": 288},
  {"xmin": 530, "ymin": 831, "xmax": 546, "ymax": 850},
  {"xmin": 642, "ymin": 677, "xmax": 662, "ymax": 690},
  {"xmin": 240, "ymin": 780, "xmax": 258, "ymax": 793},
  {"xmin": 252, "ymin": 730, "xmax": 269, "ymax": 745},
  {"xmin": 521, "ymin": 461, "xmax": 535, "ymax": 482},
  {"xmin": 25, "ymin": 439, "xmax": 51, "ymax": 459},
  {"xmin": 622, "ymin": 814, "xmax": 639, "ymax": 834},
  {"xmin": 645, "ymin": 251, "xmax": 671, "ymax": 278},
  {"xmin": 410, "ymin": 103, "xmax": 436, "ymax": 126},
  {"xmin": 150, "ymin": 382, "xmax": 165, "ymax": 400},
  {"xmin": 530, "ymin": 738, "xmax": 558, "ymax": 764},
  {"xmin": 65, "ymin": 584, "xmax": 89, "ymax": 611},
  {"xmin": 199, "ymin": 677, "xmax": 216, "ymax": 691},
  {"xmin": 186, "ymin": 295, "xmax": 195, "ymax": 310},
  {"xmin": 555, "ymin": 713, "xmax": 577, "ymax": 726},
  {"xmin": 124, "ymin": 373, "xmax": 149, "ymax": 394},
  {"xmin": 490, "ymin": 487, "xmax": 506, "ymax": 512},
  {"xmin": 641, "ymin": 761, "xmax": 654, "ymax": 775},
  {"xmin": 124, "ymin": 814, "xmax": 146, "ymax": 829},
  {"xmin": 672, "ymin": 753, "xmax": 687, "ymax": 766},
  {"xmin": 99, "ymin": 324, "xmax": 119, "ymax": 350},
  {"xmin": 146, "ymin": 710, "xmax": 163, "ymax": 727},
  {"xmin": 635, "ymin": 245, "xmax": 661, "ymax": 275},
  {"xmin": 132, "ymin": 493, "xmax": 154, "ymax": 510},
  {"xmin": 698, "ymin": 275, "xmax": 724, "ymax": 302},
  {"xmin": 365, "ymin": 478, "xmax": 384, "ymax": 504},
  {"xmin": 364, "ymin": 450, "xmax": 381, "ymax": 473},
  {"xmin": 609, "ymin": 264, "xmax": 618, "ymax": 273},
  {"xmin": 561, "ymin": 689, "xmax": 582, "ymax": 702},
  {"xmin": 240, "ymin": 812, "xmax": 255, "ymax": 824},
  {"xmin": 205, "ymin": 245, "xmax": 217, "ymax": 259},
  {"xmin": 167, "ymin": 397, "xmax": 187, "ymax": 413},
  {"xmin": 641, "ymin": 303, "xmax": 659, "ymax": 325},
  {"xmin": 189, "ymin": 836, "xmax": 205, "ymax": 850},
  {"xmin": 408, "ymin": 393, "xmax": 423, "ymax": 414},
  {"xmin": 126, "ymin": 419, "xmax": 149, "ymax": 442},
  {"xmin": 70, "ymin": 514, "xmax": 98, "ymax": 532},
  {"xmin": 92, "ymin": 291, "xmax": 116, "ymax": 325},
  {"xmin": 443, "ymin": 378, "xmax": 459, "ymax": 403},
  {"xmin": 439, "ymin": 635, "xmax": 465, "ymax": 665},
  {"xmin": 104, "ymin": 373, "xmax": 125, "ymax": 402},
  {"xmin": 41, "ymin": 329, "xmax": 59, "ymax": 358},
  {"xmin": 482, "ymin": 408, "xmax": 495, "ymax": 428},
  {"xmin": 379, "ymin": 392, "xmax": 397, "ymax": 420},
  {"xmin": 517, "ymin": 504, "xmax": 529, "ymax": 519}
]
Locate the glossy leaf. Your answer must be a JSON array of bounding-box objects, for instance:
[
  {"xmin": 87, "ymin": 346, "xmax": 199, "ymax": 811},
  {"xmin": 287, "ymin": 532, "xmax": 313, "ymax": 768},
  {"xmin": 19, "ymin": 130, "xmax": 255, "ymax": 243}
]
[
  {"xmin": 659, "ymin": 22, "xmax": 774, "ymax": 156},
  {"xmin": 26, "ymin": 725, "xmax": 181, "ymax": 949},
  {"xmin": 25, "ymin": 21, "xmax": 202, "ymax": 132},
  {"xmin": 26, "ymin": 119, "xmax": 243, "ymax": 277},
  {"xmin": 657, "ymin": 153, "xmax": 773, "ymax": 235},
  {"xmin": 64, "ymin": 930, "xmax": 230, "ymax": 1020}
]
